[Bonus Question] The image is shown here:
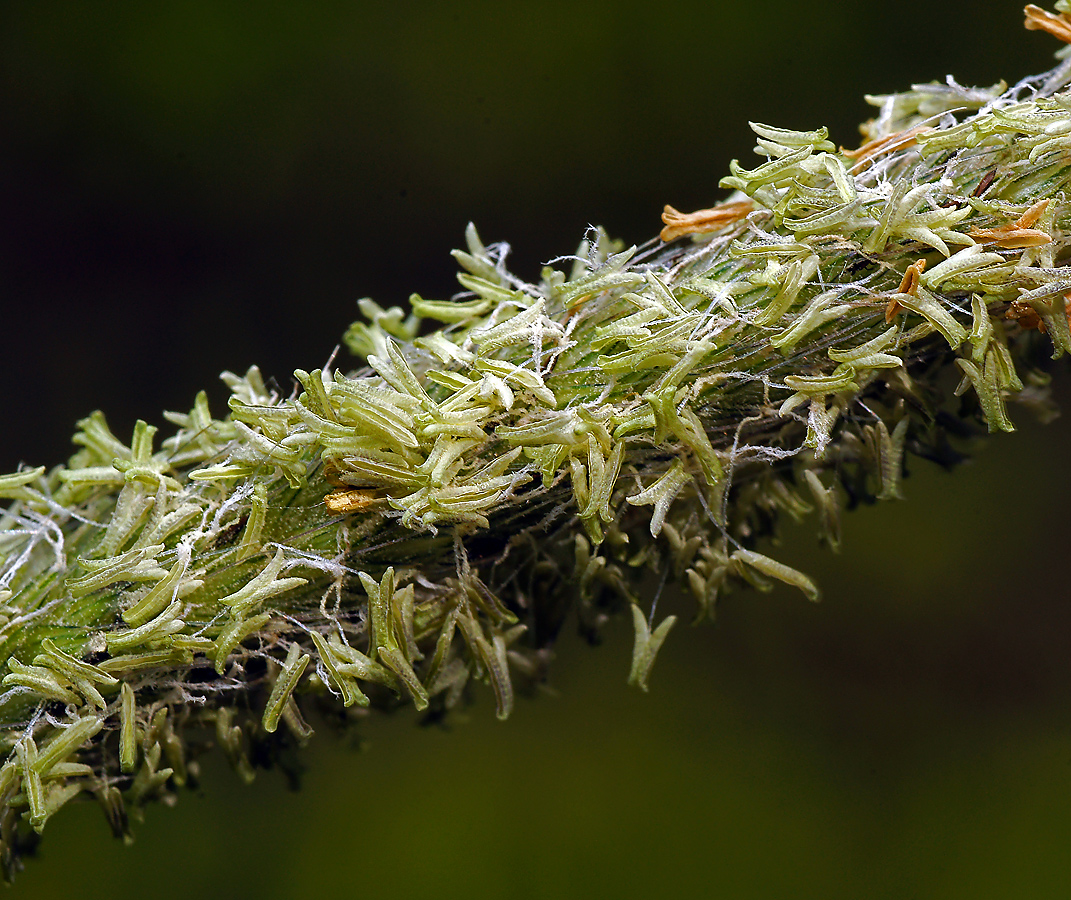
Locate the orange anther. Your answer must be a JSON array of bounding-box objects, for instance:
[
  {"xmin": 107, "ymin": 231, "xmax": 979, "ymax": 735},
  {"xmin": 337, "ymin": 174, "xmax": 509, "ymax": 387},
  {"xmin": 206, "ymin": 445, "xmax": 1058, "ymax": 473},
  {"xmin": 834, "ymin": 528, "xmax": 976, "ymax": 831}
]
[
  {"xmin": 886, "ymin": 258, "xmax": 927, "ymax": 323},
  {"xmin": 842, "ymin": 125, "xmax": 932, "ymax": 172},
  {"xmin": 1024, "ymin": 4, "xmax": 1071, "ymax": 43},
  {"xmin": 969, "ymin": 200, "xmax": 1052, "ymax": 248},
  {"xmin": 660, "ymin": 200, "xmax": 754, "ymax": 242}
]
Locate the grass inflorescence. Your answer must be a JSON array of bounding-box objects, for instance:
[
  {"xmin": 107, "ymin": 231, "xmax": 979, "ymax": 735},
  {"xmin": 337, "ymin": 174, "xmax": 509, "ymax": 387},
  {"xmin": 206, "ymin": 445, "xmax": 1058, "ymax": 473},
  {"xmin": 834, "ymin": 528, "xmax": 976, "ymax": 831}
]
[{"xmin": 1, "ymin": 3, "xmax": 1071, "ymax": 879}]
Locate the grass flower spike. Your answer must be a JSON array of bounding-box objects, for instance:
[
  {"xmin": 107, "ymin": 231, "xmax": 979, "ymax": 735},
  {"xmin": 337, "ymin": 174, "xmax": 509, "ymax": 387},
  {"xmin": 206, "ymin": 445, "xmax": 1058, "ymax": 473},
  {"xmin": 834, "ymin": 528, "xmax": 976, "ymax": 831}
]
[{"xmin": 0, "ymin": 3, "xmax": 1070, "ymax": 881}]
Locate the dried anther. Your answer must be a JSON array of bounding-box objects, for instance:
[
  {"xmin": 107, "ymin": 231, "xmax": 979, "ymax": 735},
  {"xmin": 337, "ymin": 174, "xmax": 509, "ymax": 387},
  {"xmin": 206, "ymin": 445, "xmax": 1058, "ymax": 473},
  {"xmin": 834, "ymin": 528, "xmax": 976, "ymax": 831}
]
[
  {"xmin": 969, "ymin": 199, "xmax": 1052, "ymax": 248},
  {"xmin": 659, "ymin": 200, "xmax": 753, "ymax": 242},
  {"xmin": 1005, "ymin": 293, "xmax": 1071, "ymax": 332},
  {"xmin": 325, "ymin": 489, "xmax": 379, "ymax": 514},
  {"xmin": 1024, "ymin": 4, "xmax": 1071, "ymax": 42},
  {"xmin": 1005, "ymin": 299, "xmax": 1045, "ymax": 331},
  {"xmin": 886, "ymin": 258, "xmax": 927, "ymax": 323},
  {"xmin": 842, "ymin": 125, "xmax": 932, "ymax": 171},
  {"xmin": 972, "ymin": 169, "xmax": 997, "ymax": 198}
]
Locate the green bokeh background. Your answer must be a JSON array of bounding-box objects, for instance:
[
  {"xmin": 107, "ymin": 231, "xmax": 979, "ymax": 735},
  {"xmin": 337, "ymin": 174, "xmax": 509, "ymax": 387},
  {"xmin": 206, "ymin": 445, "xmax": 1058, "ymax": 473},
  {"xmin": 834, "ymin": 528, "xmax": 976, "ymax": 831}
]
[{"xmin": 3, "ymin": 2, "xmax": 1071, "ymax": 897}]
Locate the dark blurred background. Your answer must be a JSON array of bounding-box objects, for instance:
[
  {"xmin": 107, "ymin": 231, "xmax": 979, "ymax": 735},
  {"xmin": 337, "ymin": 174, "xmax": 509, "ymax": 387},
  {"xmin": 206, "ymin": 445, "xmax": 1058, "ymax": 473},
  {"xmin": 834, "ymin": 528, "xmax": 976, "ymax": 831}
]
[{"xmin": 5, "ymin": 2, "xmax": 1071, "ymax": 898}]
